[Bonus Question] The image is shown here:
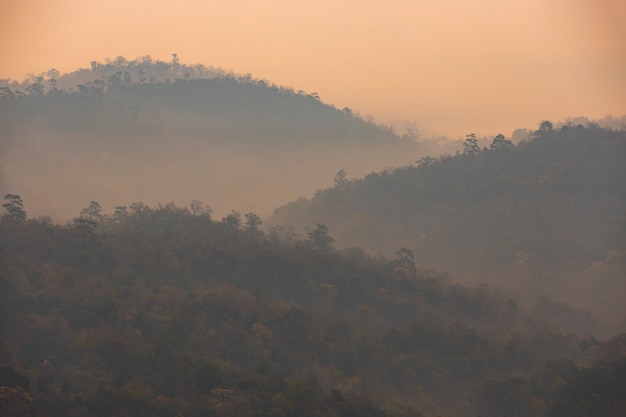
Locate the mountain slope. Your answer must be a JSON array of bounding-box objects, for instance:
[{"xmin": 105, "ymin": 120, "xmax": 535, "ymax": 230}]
[
  {"xmin": 2, "ymin": 203, "xmax": 623, "ymax": 416},
  {"xmin": 269, "ymin": 124, "xmax": 626, "ymax": 329},
  {"xmin": 0, "ymin": 57, "xmax": 418, "ymax": 220}
]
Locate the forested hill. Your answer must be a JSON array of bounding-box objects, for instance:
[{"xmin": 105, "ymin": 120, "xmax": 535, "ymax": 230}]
[
  {"xmin": 269, "ymin": 124, "xmax": 626, "ymax": 330},
  {"xmin": 1, "ymin": 56, "xmax": 401, "ymax": 147},
  {"xmin": 1, "ymin": 203, "xmax": 625, "ymax": 416},
  {"xmin": 0, "ymin": 56, "xmax": 418, "ymax": 220}
]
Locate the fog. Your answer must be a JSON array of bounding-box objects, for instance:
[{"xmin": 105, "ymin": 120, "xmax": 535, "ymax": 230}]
[
  {"xmin": 3, "ymin": 133, "xmax": 416, "ymax": 222},
  {"xmin": 1, "ymin": 58, "xmax": 625, "ymax": 417},
  {"xmin": 0, "ymin": 66, "xmax": 424, "ymax": 221},
  {"xmin": 268, "ymin": 121, "xmax": 626, "ymax": 337}
]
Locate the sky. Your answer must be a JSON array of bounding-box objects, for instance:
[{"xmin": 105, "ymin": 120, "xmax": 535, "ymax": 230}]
[{"xmin": 1, "ymin": 0, "xmax": 625, "ymax": 138}]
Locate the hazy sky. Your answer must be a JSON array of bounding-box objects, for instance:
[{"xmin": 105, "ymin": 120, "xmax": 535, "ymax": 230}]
[{"xmin": 1, "ymin": 0, "xmax": 624, "ymax": 138}]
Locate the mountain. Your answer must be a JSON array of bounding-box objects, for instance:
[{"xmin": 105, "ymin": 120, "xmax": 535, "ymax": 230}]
[
  {"xmin": 0, "ymin": 56, "xmax": 419, "ymax": 221},
  {"xmin": 269, "ymin": 123, "xmax": 626, "ymax": 331},
  {"xmin": 2, "ymin": 56, "xmax": 625, "ymax": 416},
  {"xmin": 1, "ymin": 204, "xmax": 624, "ymax": 417}
]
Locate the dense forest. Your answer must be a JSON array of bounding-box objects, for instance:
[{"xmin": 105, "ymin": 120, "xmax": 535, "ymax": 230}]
[
  {"xmin": 0, "ymin": 55, "xmax": 421, "ymax": 220},
  {"xmin": 270, "ymin": 124, "xmax": 626, "ymax": 334},
  {"xmin": 1, "ymin": 57, "xmax": 625, "ymax": 416},
  {"xmin": 1, "ymin": 201, "xmax": 625, "ymax": 416}
]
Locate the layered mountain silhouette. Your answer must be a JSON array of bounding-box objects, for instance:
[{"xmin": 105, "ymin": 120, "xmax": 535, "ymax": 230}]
[
  {"xmin": 269, "ymin": 124, "xmax": 626, "ymax": 331},
  {"xmin": 0, "ymin": 56, "xmax": 419, "ymax": 220}
]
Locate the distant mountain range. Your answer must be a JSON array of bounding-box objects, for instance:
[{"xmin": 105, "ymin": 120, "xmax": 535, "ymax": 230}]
[
  {"xmin": 0, "ymin": 56, "xmax": 419, "ymax": 220},
  {"xmin": 1, "ymin": 56, "xmax": 625, "ymax": 417},
  {"xmin": 2, "ymin": 56, "xmax": 624, "ymax": 332}
]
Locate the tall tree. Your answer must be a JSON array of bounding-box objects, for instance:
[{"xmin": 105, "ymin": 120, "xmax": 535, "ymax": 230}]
[
  {"xmin": 222, "ymin": 210, "xmax": 242, "ymax": 231},
  {"xmin": 25, "ymin": 76, "xmax": 45, "ymax": 96},
  {"xmin": 73, "ymin": 217, "xmax": 97, "ymax": 245},
  {"xmin": 463, "ymin": 133, "xmax": 480, "ymax": 155},
  {"xmin": 112, "ymin": 206, "xmax": 128, "ymax": 223},
  {"xmin": 244, "ymin": 212, "xmax": 262, "ymax": 234},
  {"xmin": 490, "ymin": 134, "xmax": 514, "ymax": 151},
  {"xmin": 80, "ymin": 201, "xmax": 103, "ymax": 224},
  {"xmin": 305, "ymin": 223, "xmax": 335, "ymax": 250},
  {"xmin": 333, "ymin": 169, "xmax": 349, "ymax": 189},
  {"xmin": 2, "ymin": 194, "xmax": 26, "ymax": 222},
  {"xmin": 393, "ymin": 247, "xmax": 416, "ymax": 275}
]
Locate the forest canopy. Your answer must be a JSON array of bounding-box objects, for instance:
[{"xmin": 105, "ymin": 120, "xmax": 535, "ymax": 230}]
[
  {"xmin": 1, "ymin": 200, "xmax": 625, "ymax": 416},
  {"xmin": 269, "ymin": 123, "xmax": 626, "ymax": 334},
  {"xmin": 1, "ymin": 56, "xmax": 625, "ymax": 417}
]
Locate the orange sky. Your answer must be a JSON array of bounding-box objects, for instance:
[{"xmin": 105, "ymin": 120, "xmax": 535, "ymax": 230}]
[{"xmin": 1, "ymin": 0, "xmax": 624, "ymax": 138}]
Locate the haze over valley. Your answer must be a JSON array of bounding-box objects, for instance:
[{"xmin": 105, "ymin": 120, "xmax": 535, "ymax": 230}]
[
  {"xmin": 1, "ymin": 57, "xmax": 424, "ymax": 221},
  {"xmin": 1, "ymin": 2, "xmax": 626, "ymax": 415}
]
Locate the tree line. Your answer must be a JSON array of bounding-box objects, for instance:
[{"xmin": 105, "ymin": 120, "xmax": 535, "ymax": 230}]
[
  {"xmin": 270, "ymin": 123, "xmax": 626, "ymax": 334},
  {"xmin": 1, "ymin": 196, "xmax": 625, "ymax": 416}
]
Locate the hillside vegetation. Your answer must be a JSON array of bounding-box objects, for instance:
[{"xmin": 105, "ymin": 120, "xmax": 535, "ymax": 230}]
[
  {"xmin": 0, "ymin": 56, "xmax": 418, "ymax": 220},
  {"xmin": 2, "ymin": 56, "xmax": 625, "ymax": 416},
  {"xmin": 270, "ymin": 124, "xmax": 626, "ymax": 331},
  {"xmin": 1, "ymin": 202, "xmax": 625, "ymax": 416}
]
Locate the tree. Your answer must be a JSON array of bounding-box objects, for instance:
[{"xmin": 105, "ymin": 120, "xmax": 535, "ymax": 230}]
[
  {"xmin": 393, "ymin": 247, "xmax": 416, "ymax": 275},
  {"xmin": 2, "ymin": 194, "xmax": 26, "ymax": 222},
  {"xmin": 80, "ymin": 201, "xmax": 103, "ymax": 224},
  {"xmin": 268, "ymin": 225, "xmax": 298, "ymax": 246},
  {"xmin": 112, "ymin": 206, "xmax": 128, "ymax": 223},
  {"xmin": 244, "ymin": 213, "xmax": 262, "ymax": 234},
  {"xmin": 25, "ymin": 76, "xmax": 45, "ymax": 96},
  {"xmin": 47, "ymin": 78, "xmax": 58, "ymax": 93},
  {"xmin": 534, "ymin": 120, "xmax": 554, "ymax": 139},
  {"xmin": 73, "ymin": 217, "xmax": 97, "ymax": 245},
  {"xmin": 137, "ymin": 69, "xmax": 147, "ymax": 84},
  {"xmin": 222, "ymin": 210, "xmax": 242, "ymax": 231},
  {"xmin": 107, "ymin": 71, "xmax": 123, "ymax": 92},
  {"xmin": 122, "ymin": 71, "xmax": 132, "ymax": 86},
  {"xmin": 333, "ymin": 169, "xmax": 348, "ymax": 189},
  {"xmin": 416, "ymin": 156, "xmax": 437, "ymax": 169},
  {"xmin": 0, "ymin": 87, "xmax": 16, "ymax": 99},
  {"xmin": 305, "ymin": 223, "xmax": 335, "ymax": 250},
  {"xmin": 129, "ymin": 201, "xmax": 150, "ymax": 216},
  {"xmin": 93, "ymin": 79, "xmax": 105, "ymax": 93},
  {"xmin": 76, "ymin": 84, "xmax": 90, "ymax": 95},
  {"xmin": 74, "ymin": 202, "xmax": 102, "ymax": 245},
  {"xmin": 463, "ymin": 133, "xmax": 480, "ymax": 156},
  {"xmin": 190, "ymin": 200, "xmax": 212, "ymax": 218},
  {"xmin": 46, "ymin": 69, "xmax": 60, "ymax": 93},
  {"xmin": 539, "ymin": 120, "xmax": 553, "ymax": 131},
  {"xmin": 490, "ymin": 134, "xmax": 514, "ymax": 151}
]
